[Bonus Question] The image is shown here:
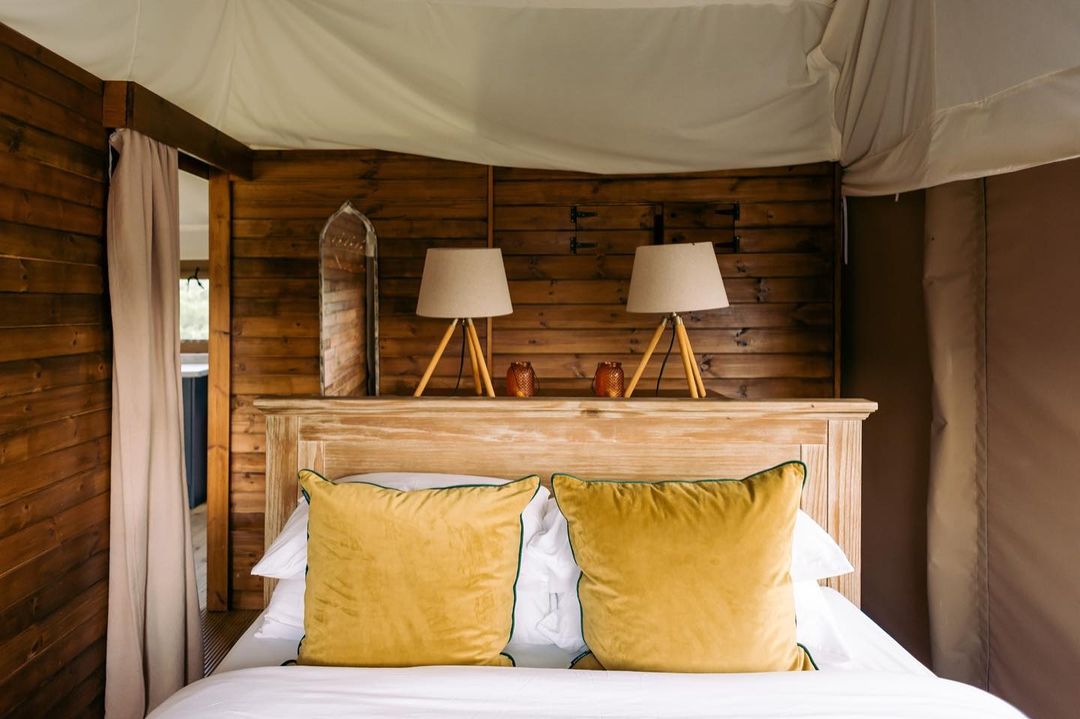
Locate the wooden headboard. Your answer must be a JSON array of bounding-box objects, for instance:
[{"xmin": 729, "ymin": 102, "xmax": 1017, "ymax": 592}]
[{"xmin": 256, "ymin": 397, "xmax": 876, "ymax": 606}]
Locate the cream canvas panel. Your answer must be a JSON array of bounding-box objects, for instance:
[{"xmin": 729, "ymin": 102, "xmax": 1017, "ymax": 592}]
[
  {"xmin": 4, "ymin": 0, "xmax": 1080, "ymax": 192},
  {"xmin": 822, "ymin": 0, "xmax": 1080, "ymax": 195},
  {"xmin": 0, "ymin": 0, "xmax": 836, "ymax": 173}
]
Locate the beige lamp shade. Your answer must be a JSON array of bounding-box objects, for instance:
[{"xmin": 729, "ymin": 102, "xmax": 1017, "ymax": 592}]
[
  {"xmin": 416, "ymin": 248, "xmax": 513, "ymax": 318},
  {"xmin": 626, "ymin": 242, "xmax": 729, "ymax": 314}
]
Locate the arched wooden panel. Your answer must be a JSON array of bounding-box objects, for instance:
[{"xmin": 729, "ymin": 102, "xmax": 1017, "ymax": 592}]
[{"xmin": 318, "ymin": 202, "xmax": 378, "ymax": 397}]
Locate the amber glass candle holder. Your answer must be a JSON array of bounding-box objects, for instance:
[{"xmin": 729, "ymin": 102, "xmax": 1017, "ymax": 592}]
[
  {"xmin": 593, "ymin": 361, "xmax": 625, "ymax": 398},
  {"xmin": 506, "ymin": 361, "xmax": 537, "ymax": 397}
]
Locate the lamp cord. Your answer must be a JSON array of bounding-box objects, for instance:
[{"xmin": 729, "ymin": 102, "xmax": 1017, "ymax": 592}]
[
  {"xmin": 453, "ymin": 321, "xmax": 467, "ymax": 395},
  {"xmin": 655, "ymin": 320, "xmax": 676, "ymax": 396}
]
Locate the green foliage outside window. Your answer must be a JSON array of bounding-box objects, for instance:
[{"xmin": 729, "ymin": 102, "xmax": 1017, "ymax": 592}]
[{"xmin": 179, "ymin": 279, "xmax": 209, "ymax": 341}]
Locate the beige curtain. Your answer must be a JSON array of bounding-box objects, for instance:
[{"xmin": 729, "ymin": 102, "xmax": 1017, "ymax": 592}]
[
  {"xmin": 923, "ymin": 180, "xmax": 989, "ymax": 688},
  {"xmin": 923, "ymin": 162, "xmax": 1080, "ymax": 719},
  {"xmin": 105, "ymin": 129, "xmax": 202, "ymax": 718}
]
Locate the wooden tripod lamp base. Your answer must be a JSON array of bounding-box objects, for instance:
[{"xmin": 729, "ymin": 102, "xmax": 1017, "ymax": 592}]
[
  {"xmin": 413, "ymin": 317, "xmax": 495, "ymax": 397},
  {"xmin": 413, "ymin": 248, "xmax": 513, "ymax": 398},
  {"xmin": 624, "ymin": 313, "xmax": 707, "ymax": 399}
]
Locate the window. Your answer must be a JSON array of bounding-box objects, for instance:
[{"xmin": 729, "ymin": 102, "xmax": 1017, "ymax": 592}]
[{"xmin": 180, "ymin": 277, "xmax": 209, "ymax": 348}]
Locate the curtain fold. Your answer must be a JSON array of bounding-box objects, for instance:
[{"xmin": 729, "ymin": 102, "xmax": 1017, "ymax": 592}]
[
  {"xmin": 105, "ymin": 129, "xmax": 203, "ymax": 718},
  {"xmin": 922, "ymin": 180, "xmax": 989, "ymax": 688}
]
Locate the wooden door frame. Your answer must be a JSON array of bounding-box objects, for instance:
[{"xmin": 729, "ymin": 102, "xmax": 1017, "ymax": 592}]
[{"xmin": 206, "ymin": 171, "xmax": 232, "ymax": 610}]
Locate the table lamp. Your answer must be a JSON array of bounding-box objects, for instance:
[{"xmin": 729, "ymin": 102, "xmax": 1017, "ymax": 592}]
[
  {"xmin": 413, "ymin": 248, "xmax": 513, "ymax": 397},
  {"xmin": 623, "ymin": 242, "xmax": 728, "ymax": 399}
]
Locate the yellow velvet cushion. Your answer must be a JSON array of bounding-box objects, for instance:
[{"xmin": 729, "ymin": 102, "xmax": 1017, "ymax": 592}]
[
  {"xmin": 552, "ymin": 463, "xmax": 814, "ymax": 673},
  {"xmin": 297, "ymin": 470, "xmax": 540, "ymax": 668}
]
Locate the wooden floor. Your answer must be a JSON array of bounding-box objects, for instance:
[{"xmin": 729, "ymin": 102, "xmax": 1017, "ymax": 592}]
[
  {"xmin": 190, "ymin": 503, "xmax": 207, "ymax": 609},
  {"xmin": 202, "ymin": 609, "xmax": 260, "ymax": 676},
  {"xmin": 190, "ymin": 503, "xmax": 259, "ymax": 675}
]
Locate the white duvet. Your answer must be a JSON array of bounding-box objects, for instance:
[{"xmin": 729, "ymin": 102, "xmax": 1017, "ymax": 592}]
[{"xmin": 150, "ymin": 664, "xmax": 1022, "ymax": 718}]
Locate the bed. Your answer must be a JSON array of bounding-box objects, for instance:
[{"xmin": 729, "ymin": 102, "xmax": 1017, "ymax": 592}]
[{"xmin": 151, "ymin": 398, "xmax": 1023, "ymax": 718}]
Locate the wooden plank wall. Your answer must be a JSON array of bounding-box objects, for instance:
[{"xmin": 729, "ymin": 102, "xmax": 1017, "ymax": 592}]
[
  {"xmin": 491, "ymin": 165, "xmax": 836, "ymax": 396},
  {"xmin": 0, "ymin": 24, "xmax": 110, "ymax": 718},
  {"xmin": 228, "ymin": 150, "xmax": 837, "ymax": 609}
]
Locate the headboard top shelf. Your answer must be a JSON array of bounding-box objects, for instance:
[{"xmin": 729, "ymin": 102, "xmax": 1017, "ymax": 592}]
[{"xmin": 255, "ymin": 396, "xmax": 878, "ymax": 420}]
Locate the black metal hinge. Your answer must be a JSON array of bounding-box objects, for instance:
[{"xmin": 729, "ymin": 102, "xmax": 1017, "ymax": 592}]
[
  {"xmin": 569, "ymin": 236, "xmax": 598, "ymax": 254},
  {"xmin": 570, "ymin": 206, "xmax": 598, "ymax": 223},
  {"xmin": 570, "ymin": 206, "xmax": 599, "ymax": 253}
]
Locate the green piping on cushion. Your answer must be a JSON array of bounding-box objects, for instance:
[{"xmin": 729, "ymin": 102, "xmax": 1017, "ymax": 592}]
[
  {"xmin": 797, "ymin": 643, "xmax": 818, "ymax": 670},
  {"xmin": 548, "ymin": 480, "xmax": 589, "ymax": 654},
  {"xmin": 297, "ymin": 468, "xmax": 540, "ymax": 492},
  {"xmin": 569, "ymin": 648, "xmax": 813, "ymax": 673},
  {"xmin": 505, "ymin": 479, "xmax": 542, "ymax": 655},
  {"xmin": 550, "ymin": 462, "xmax": 808, "ymax": 672},
  {"xmin": 569, "ymin": 649, "xmax": 593, "ymax": 669},
  {"xmin": 550, "ymin": 460, "xmax": 808, "ymax": 490},
  {"xmin": 296, "ymin": 469, "xmax": 540, "ymax": 667}
]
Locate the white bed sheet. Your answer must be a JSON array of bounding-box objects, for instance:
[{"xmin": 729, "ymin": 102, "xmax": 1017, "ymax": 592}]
[
  {"xmin": 155, "ymin": 592, "xmax": 1024, "ymax": 719},
  {"xmin": 160, "ymin": 662, "xmax": 1018, "ymax": 719},
  {"xmin": 214, "ymin": 587, "xmax": 932, "ymax": 676}
]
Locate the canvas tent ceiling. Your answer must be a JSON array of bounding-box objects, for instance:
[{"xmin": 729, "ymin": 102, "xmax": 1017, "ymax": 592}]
[{"xmin": 3, "ymin": 0, "xmax": 1080, "ymax": 194}]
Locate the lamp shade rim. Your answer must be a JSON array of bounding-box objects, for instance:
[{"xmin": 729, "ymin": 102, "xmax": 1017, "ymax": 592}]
[
  {"xmin": 416, "ymin": 247, "xmax": 514, "ymax": 318},
  {"xmin": 625, "ymin": 242, "xmax": 729, "ymax": 314}
]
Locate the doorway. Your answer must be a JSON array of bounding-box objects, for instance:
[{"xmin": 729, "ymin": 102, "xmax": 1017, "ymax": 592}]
[{"xmin": 179, "ymin": 168, "xmax": 210, "ymax": 612}]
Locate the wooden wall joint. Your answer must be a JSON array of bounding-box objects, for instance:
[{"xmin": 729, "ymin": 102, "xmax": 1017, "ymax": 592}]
[
  {"xmin": 102, "ymin": 80, "xmax": 254, "ymax": 179},
  {"xmin": 486, "ymin": 165, "xmax": 495, "ymax": 370},
  {"xmin": 833, "ymin": 162, "xmax": 843, "ymax": 397}
]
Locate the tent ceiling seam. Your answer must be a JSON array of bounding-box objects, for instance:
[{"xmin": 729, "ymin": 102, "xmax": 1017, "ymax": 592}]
[
  {"xmin": 125, "ymin": 0, "xmax": 144, "ymax": 79},
  {"xmin": 217, "ymin": 0, "xmax": 241, "ymax": 133}
]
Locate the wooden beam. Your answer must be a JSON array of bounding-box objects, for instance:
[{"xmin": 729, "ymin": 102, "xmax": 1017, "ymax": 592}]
[
  {"xmin": 206, "ymin": 170, "xmax": 232, "ymax": 610},
  {"xmin": 179, "ymin": 152, "xmax": 211, "ymax": 179},
  {"xmin": 486, "ymin": 165, "xmax": 495, "ymax": 376},
  {"xmin": 833, "ymin": 162, "xmax": 842, "ymax": 397},
  {"xmin": 103, "ymin": 81, "xmax": 253, "ymax": 179}
]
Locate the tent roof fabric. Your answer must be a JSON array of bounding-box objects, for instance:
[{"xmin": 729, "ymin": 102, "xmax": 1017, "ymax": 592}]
[{"xmin": 3, "ymin": 0, "xmax": 1079, "ymax": 194}]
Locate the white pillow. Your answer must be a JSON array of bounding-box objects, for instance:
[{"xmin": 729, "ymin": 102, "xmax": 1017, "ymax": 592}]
[
  {"xmin": 250, "ymin": 501, "xmax": 310, "ymax": 579},
  {"xmin": 254, "ymin": 576, "xmax": 305, "ymax": 641},
  {"xmin": 791, "ymin": 510, "xmax": 855, "ymax": 582},
  {"xmin": 252, "ymin": 471, "xmax": 551, "ymax": 579},
  {"xmin": 251, "ymin": 471, "xmax": 557, "ymax": 647},
  {"xmin": 792, "ymin": 579, "xmax": 852, "ymax": 665},
  {"xmin": 534, "ymin": 506, "xmax": 855, "ymax": 652}
]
